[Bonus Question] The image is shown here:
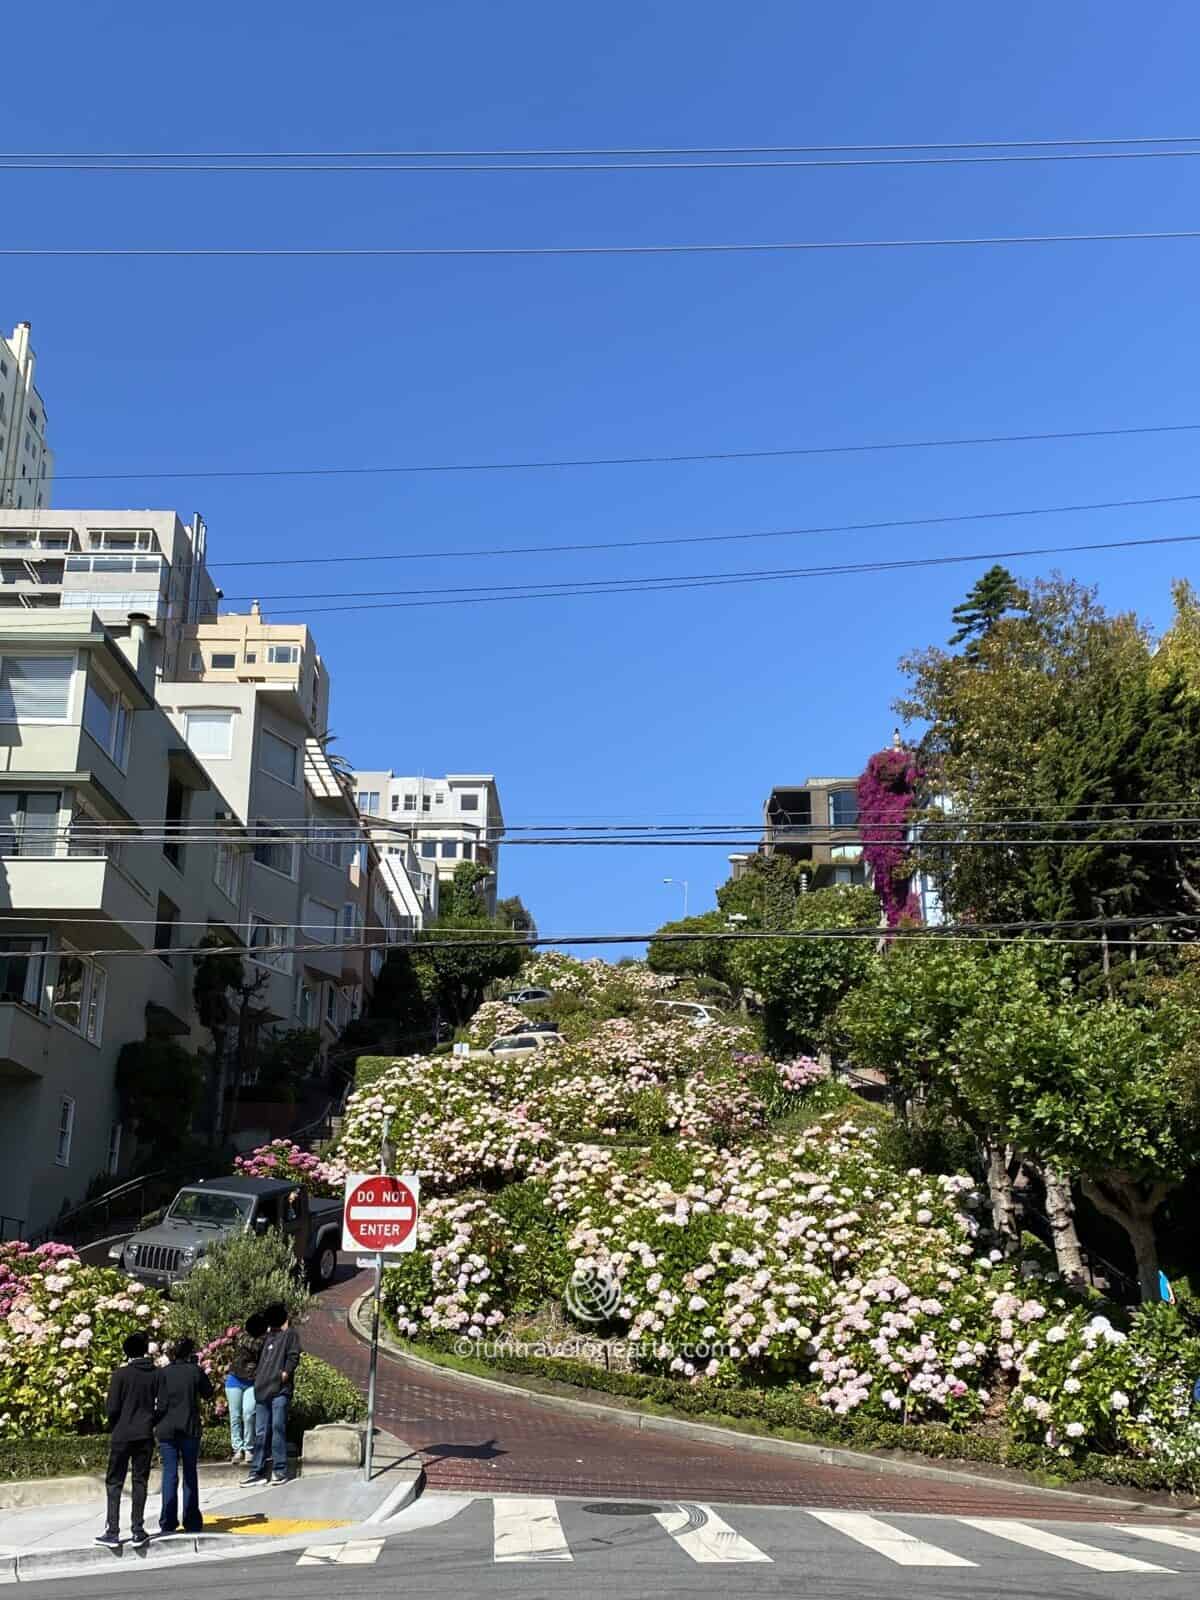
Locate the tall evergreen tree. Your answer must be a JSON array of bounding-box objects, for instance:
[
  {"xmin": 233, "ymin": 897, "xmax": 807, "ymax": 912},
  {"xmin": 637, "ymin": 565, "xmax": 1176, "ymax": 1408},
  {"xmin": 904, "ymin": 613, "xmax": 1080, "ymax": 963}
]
[{"xmin": 948, "ymin": 565, "xmax": 1025, "ymax": 654}]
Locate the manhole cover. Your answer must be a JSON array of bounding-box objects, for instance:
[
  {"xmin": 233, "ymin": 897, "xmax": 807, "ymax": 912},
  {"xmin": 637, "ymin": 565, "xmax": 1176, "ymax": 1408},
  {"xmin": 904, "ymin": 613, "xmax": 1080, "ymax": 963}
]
[{"xmin": 581, "ymin": 1502, "xmax": 665, "ymax": 1516}]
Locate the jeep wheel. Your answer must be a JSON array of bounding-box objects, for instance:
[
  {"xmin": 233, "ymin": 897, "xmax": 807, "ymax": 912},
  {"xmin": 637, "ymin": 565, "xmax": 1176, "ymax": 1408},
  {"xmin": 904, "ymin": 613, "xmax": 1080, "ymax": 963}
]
[{"xmin": 310, "ymin": 1243, "xmax": 337, "ymax": 1289}]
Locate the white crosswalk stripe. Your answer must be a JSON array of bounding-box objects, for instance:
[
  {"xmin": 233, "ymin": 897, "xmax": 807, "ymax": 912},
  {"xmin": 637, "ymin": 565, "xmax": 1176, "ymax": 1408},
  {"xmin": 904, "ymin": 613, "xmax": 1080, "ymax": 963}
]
[
  {"xmin": 806, "ymin": 1509, "xmax": 976, "ymax": 1567},
  {"xmin": 654, "ymin": 1504, "xmax": 772, "ymax": 1563},
  {"xmin": 959, "ymin": 1518, "xmax": 1170, "ymax": 1573},
  {"xmin": 296, "ymin": 1539, "xmax": 385, "ymax": 1566},
  {"xmin": 493, "ymin": 1495, "xmax": 573, "ymax": 1562},
  {"xmin": 1119, "ymin": 1525, "xmax": 1200, "ymax": 1556}
]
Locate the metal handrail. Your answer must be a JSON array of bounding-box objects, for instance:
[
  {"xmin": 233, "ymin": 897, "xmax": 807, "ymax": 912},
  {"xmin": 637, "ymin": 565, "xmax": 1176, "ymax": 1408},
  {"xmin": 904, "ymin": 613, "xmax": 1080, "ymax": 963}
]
[
  {"xmin": 0, "ymin": 1213, "xmax": 25, "ymax": 1242},
  {"xmin": 27, "ymin": 1171, "xmax": 169, "ymax": 1248}
]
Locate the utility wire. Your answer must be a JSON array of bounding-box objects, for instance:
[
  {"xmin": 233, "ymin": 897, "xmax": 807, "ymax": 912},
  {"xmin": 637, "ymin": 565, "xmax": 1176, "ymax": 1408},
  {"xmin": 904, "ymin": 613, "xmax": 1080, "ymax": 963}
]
[
  {"xmin": 10, "ymin": 230, "xmax": 1200, "ymax": 257},
  {"xmin": 54, "ymin": 419, "xmax": 1200, "ymax": 486},
  {"xmin": 12, "ymin": 151, "xmax": 1200, "ymax": 172},
  {"xmin": 208, "ymin": 490, "xmax": 1200, "ymax": 571},
  {"xmin": 5, "ymin": 136, "xmax": 1199, "ymax": 156}
]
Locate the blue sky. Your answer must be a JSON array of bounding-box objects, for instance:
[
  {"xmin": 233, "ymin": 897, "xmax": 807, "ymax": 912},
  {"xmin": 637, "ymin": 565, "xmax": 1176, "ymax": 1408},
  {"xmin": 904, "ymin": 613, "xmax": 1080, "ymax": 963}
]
[{"xmin": 5, "ymin": 1, "xmax": 1200, "ymax": 941}]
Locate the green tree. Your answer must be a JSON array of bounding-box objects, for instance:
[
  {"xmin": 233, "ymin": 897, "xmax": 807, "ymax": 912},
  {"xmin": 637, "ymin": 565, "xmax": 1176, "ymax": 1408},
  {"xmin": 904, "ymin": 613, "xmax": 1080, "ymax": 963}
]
[
  {"xmin": 716, "ymin": 854, "xmax": 815, "ymax": 928},
  {"xmin": 954, "ymin": 988, "xmax": 1200, "ymax": 1300},
  {"xmin": 646, "ymin": 910, "xmax": 733, "ymax": 983},
  {"xmin": 727, "ymin": 885, "xmax": 879, "ymax": 1054},
  {"xmin": 947, "ymin": 564, "xmax": 1026, "ymax": 654},
  {"xmin": 115, "ymin": 1037, "xmax": 205, "ymax": 1161},
  {"xmin": 165, "ymin": 1228, "xmax": 311, "ymax": 1345},
  {"xmin": 254, "ymin": 1028, "xmax": 321, "ymax": 1102},
  {"xmin": 496, "ymin": 894, "xmax": 537, "ymax": 936}
]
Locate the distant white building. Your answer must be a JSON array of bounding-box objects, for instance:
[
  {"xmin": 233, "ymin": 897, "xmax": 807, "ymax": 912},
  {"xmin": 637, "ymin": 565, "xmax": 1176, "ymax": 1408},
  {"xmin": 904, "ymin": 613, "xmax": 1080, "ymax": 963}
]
[
  {"xmin": 0, "ymin": 324, "xmax": 53, "ymax": 512},
  {"xmin": 348, "ymin": 772, "xmax": 503, "ymax": 917}
]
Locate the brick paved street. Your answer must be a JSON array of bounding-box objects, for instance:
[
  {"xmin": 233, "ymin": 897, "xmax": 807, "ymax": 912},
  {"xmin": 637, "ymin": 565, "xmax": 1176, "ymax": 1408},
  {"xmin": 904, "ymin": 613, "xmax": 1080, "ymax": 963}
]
[{"xmin": 305, "ymin": 1266, "xmax": 1155, "ymax": 1518}]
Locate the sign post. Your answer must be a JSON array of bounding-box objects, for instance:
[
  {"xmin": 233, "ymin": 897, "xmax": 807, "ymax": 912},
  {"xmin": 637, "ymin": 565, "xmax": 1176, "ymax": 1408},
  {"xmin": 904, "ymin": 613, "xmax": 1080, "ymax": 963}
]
[{"xmin": 341, "ymin": 1161, "xmax": 420, "ymax": 1482}]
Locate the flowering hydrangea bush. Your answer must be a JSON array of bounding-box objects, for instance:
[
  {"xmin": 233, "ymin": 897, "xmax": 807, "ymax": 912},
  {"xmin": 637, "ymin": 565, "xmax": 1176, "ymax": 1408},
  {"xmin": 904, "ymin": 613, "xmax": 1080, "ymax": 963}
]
[
  {"xmin": 519, "ymin": 952, "xmax": 609, "ymax": 996},
  {"xmin": 234, "ymin": 1138, "xmax": 346, "ymax": 1197},
  {"xmin": 0, "ymin": 1246, "xmax": 166, "ymax": 1437},
  {"xmin": 382, "ymin": 1197, "xmax": 515, "ymax": 1338},
  {"xmin": 462, "ymin": 1001, "xmax": 531, "ymax": 1048}
]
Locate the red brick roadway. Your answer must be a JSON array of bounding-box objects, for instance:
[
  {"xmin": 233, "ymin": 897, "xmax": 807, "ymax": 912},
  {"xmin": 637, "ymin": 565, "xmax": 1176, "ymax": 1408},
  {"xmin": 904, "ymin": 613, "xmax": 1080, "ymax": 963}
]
[{"xmin": 306, "ymin": 1264, "xmax": 1151, "ymax": 1518}]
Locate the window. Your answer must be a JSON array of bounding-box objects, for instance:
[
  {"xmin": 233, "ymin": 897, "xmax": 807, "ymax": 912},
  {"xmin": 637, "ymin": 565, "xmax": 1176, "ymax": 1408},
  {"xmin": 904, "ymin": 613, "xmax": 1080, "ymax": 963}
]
[
  {"xmin": 83, "ymin": 672, "xmax": 131, "ymax": 767},
  {"xmin": 189, "ymin": 651, "xmax": 203, "ymax": 671},
  {"xmin": 0, "ymin": 791, "xmax": 59, "ymax": 856},
  {"xmin": 0, "ymin": 935, "xmax": 46, "ymax": 1007},
  {"xmin": 0, "ymin": 654, "xmax": 73, "ymax": 721},
  {"xmin": 829, "ymin": 791, "xmax": 859, "ymax": 828},
  {"xmin": 163, "ymin": 777, "xmax": 187, "ymax": 869},
  {"xmin": 86, "ymin": 966, "xmax": 107, "ymax": 1043},
  {"xmin": 461, "ymin": 841, "xmax": 474, "ymax": 860},
  {"xmin": 249, "ymin": 914, "xmax": 292, "ymax": 973},
  {"xmin": 260, "ymin": 728, "xmax": 299, "ymax": 786},
  {"xmin": 107, "ymin": 1121, "xmax": 122, "ymax": 1176},
  {"xmin": 370, "ymin": 948, "xmax": 383, "ymax": 980},
  {"xmin": 245, "ymin": 651, "xmax": 257, "ymax": 664},
  {"xmin": 460, "ymin": 793, "xmax": 480, "ymax": 811},
  {"xmin": 420, "ymin": 840, "xmax": 436, "ymax": 858},
  {"xmin": 184, "ymin": 709, "xmax": 234, "ymax": 758},
  {"xmin": 298, "ymin": 982, "xmax": 315, "ymax": 1026},
  {"xmin": 155, "ymin": 894, "xmax": 179, "ymax": 964},
  {"xmin": 252, "ymin": 822, "xmax": 296, "ymax": 878},
  {"xmin": 55, "ymin": 1097, "xmax": 75, "ymax": 1167},
  {"xmin": 211, "ymin": 652, "xmax": 237, "ymax": 670},
  {"xmin": 390, "ymin": 795, "xmax": 400, "ymax": 813},
  {"xmin": 356, "ymin": 790, "xmax": 380, "ymax": 815},
  {"xmin": 421, "ymin": 794, "xmax": 431, "ymax": 813},
  {"xmin": 404, "ymin": 793, "xmax": 417, "ymax": 812},
  {"xmin": 267, "ymin": 644, "xmax": 299, "ymax": 664},
  {"xmin": 301, "ymin": 896, "xmax": 338, "ymax": 943},
  {"xmin": 214, "ymin": 840, "xmax": 243, "ymax": 903},
  {"xmin": 435, "ymin": 792, "xmax": 445, "ymax": 805},
  {"xmin": 308, "ymin": 822, "xmax": 349, "ymax": 868},
  {"xmin": 441, "ymin": 840, "xmax": 458, "ymax": 859},
  {"xmin": 52, "ymin": 951, "xmax": 86, "ymax": 1028},
  {"xmin": 341, "ymin": 902, "xmax": 361, "ymax": 943}
]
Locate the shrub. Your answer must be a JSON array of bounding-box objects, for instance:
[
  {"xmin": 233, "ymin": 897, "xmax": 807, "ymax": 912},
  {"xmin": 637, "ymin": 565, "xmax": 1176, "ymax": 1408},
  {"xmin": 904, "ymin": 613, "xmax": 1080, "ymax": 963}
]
[
  {"xmin": 0, "ymin": 1246, "xmax": 167, "ymax": 1438},
  {"xmin": 0, "ymin": 1428, "xmax": 230, "ymax": 1481},
  {"xmin": 234, "ymin": 1138, "xmax": 345, "ymax": 1197},
  {"xmin": 354, "ymin": 1055, "xmax": 398, "ymax": 1093},
  {"xmin": 165, "ymin": 1230, "xmax": 311, "ymax": 1347},
  {"xmin": 289, "ymin": 1354, "xmax": 366, "ymax": 1436}
]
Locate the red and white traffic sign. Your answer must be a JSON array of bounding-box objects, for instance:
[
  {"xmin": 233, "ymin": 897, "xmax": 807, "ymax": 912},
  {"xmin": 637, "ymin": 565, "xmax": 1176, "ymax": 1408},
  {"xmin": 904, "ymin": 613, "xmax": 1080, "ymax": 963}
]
[{"xmin": 341, "ymin": 1172, "xmax": 421, "ymax": 1256}]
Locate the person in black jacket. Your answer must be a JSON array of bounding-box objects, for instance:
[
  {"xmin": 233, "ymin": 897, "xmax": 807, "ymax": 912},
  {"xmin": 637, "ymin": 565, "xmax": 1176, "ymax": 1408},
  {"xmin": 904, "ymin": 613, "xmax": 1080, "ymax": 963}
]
[
  {"xmin": 155, "ymin": 1337, "xmax": 213, "ymax": 1535},
  {"xmin": 95, "ymin": 1332, "xmax": 158, "ymax": 1549},
  {"xmin": 241, "ymin": 1302, "xmax": 301, "ymax": 1486}
]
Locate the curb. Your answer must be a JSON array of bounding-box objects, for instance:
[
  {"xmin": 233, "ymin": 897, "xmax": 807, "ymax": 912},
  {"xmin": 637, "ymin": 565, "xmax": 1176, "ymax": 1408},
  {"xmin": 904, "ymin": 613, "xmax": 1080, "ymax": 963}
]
[
  {"xmin": 3, "ymin": 1532, "xmax": 246, "ymax": 1581},
  {"xmin": 0, "ymin": 1455, "xmax": 299, "ymax": 1513},
  {"xmin": 346, "ymin": 1290, "xmax": 1196, "ymax": 1520}
]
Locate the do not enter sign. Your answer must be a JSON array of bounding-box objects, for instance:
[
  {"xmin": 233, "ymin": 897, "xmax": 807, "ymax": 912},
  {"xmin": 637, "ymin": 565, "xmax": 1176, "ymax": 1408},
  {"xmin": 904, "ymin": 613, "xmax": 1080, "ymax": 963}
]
[{"xmin": 342, "ymin": 1172, "xmax": 421, "ymax": 1256}]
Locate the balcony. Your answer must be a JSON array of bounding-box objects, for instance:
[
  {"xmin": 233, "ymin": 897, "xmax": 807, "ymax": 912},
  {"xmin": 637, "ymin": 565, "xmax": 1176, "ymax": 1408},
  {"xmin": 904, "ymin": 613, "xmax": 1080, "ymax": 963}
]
[
  {"xmin": 0, "ymin": 854, "xmax": 152, "ymax": 949},
  {"xmin": 0, "ymin": 1002, "xmax": 51, "ymax": 1079}
]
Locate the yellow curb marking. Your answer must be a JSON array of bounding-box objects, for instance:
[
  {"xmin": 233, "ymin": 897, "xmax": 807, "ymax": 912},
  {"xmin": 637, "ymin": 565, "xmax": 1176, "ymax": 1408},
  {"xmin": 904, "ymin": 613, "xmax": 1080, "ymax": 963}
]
[{"xmin": 203, "ymin": 1515, "xmax": 353, "ymax": 1536}]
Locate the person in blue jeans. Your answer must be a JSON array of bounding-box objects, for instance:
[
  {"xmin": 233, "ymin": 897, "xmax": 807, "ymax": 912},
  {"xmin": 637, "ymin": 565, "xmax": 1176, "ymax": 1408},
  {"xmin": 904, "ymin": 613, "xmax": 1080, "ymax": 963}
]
[
  {"xmin": 224, "ymin": 1312, "xmax": 266, "ymax": 1464},
  {"xmin": 155, "ymin": 1337, "xmax": 213, "ymax": 1534},
  {"xmin": 242, "ymin": 1302, "xmax": 300, "ymax": 1486}
]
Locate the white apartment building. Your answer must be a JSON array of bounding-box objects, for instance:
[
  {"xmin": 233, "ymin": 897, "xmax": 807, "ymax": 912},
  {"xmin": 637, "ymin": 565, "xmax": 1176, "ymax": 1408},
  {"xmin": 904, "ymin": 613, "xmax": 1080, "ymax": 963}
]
[
  {"xmin": 350, "ymin": 772, "xmax": 503, "ymax": 916},
  {"xmin": 0, "ymin": 612, "xmax": 249, "ymax": 1239},
  {"xmin": 0, "ymin": 508, "xmax": 218, "ymax": 680},
  {"xmin": 175, "ymin": 604, "xmax": 330, "ymax": 737},
  {"xmin": 0, "ymin": 324, "xmax": 54, "ymax": 512}
]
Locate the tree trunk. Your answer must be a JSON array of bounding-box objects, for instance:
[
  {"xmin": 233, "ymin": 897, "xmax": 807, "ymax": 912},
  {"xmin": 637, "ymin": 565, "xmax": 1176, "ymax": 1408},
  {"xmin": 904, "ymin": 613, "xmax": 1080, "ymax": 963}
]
[
  {"xmin": 984, "ymin": 1140, "xmax": 1020, "ymax": 1251},
  {"xmin": 1080, "ymin": 1174, "xmax": 1168, "ymax": 1302},
  {"xmin": 1043, "ymin": 1167, "xmax": 1086, "ymax": 1286}
]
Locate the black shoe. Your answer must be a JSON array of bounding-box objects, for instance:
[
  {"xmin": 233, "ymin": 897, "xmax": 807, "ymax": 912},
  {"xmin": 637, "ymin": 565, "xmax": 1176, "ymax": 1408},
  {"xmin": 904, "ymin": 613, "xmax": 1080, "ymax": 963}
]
[
  {"xmin": 94, "ymin": 1532, "xmax": 121, "ymax": 1549},
  {"xmin": 240, "ymin": 1472, "xmax": 268, "ymax": 1486},
  {"xmin": 271, "ymin": 1474, "xmax": 288, "ymax": 1485},
  {"xmin": 129, "ymin": 1529, "xmax": 150, "ymax": 1549}
]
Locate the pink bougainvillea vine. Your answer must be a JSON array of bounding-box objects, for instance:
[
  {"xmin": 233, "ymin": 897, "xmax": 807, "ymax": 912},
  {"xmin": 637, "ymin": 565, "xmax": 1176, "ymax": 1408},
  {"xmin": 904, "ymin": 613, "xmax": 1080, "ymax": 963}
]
[{"xmin": 856, "ymin": 747, "xmax": 923, "ymax": 926}]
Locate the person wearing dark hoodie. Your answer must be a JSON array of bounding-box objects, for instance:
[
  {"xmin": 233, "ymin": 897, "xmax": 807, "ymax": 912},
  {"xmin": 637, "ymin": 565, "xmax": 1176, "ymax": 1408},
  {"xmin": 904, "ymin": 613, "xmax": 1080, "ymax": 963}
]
[
  {"xmin": 95, "ymin": 1331, "xmax": 158, "ymax": 1549},
  {"xmin": 154, "ymin": 1336, "xmax": 213, "ymax": 1535},
  {"xmin": 224, "ymin": 1310, "xmax": 267, "ymax": 1465},
  {"xmin": 241, "ymin": 1302, "xmax": 301, "ymax": 1486}
]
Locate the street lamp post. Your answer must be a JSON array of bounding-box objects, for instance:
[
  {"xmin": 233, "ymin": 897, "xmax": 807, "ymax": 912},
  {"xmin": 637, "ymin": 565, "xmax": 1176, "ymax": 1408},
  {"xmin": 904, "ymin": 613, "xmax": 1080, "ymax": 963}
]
[{"xmin": 663, "ymin": 878, "xmax": 689, "ymax": 917}]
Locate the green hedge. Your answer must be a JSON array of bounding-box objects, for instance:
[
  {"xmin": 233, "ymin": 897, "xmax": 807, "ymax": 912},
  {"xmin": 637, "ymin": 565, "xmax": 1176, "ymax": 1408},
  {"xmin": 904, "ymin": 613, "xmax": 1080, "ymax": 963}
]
[
  {"xmin": 394, "ymin": 1326, "xmax": 1200, "ymax": 1498},
  {"xmin": 0, "ymin": 1428, "xmax": 230, "ymax": 1482},
  {"xmin": 353, "ymin": 1055, "xmax": 396, "ymax": 1092}
]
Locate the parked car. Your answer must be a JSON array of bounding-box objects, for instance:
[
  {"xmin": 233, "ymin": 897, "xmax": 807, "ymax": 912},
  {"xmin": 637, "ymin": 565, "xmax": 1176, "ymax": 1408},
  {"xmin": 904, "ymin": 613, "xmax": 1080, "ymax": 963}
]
[
  {"xmin": 519, "ymin": 1020, "xmax": 562, "ymax": 1035},
  {"xmin": 480, "ymin": 1031, "xmax": 562, "ymax": 1058},
  {"xmin": 114, "ymin": 1176, "xmax": 343, "ymax": 1291},
  {"xmin": 652, "ymin": 999, "xmax": 721, "ymax": 1028},
  {"xmin": 504, "ymin": 987, "xmax": 554, "ymax": 1005}
]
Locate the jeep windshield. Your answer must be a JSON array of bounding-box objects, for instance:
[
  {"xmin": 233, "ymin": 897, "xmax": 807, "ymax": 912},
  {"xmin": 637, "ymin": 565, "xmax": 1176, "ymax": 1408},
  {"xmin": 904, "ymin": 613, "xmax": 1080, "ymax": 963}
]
[{"xmin": 165, "ymin": 1190, "xmax": 253, "ymax": 1228}]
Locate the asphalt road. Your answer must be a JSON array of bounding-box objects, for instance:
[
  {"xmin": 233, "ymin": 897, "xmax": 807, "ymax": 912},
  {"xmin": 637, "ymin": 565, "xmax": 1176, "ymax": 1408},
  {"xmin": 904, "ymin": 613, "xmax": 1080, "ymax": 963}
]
[{"xmin": 24, "ymin": 1495, "xmax": 1200, "ymax": 1600}]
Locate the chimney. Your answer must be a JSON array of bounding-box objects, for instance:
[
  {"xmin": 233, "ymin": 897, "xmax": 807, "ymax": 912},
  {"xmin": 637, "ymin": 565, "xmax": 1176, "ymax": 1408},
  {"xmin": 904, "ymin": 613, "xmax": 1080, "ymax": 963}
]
[
  {"xmin": 125, "ymin": 612, "xmax": 156, "ymax": 688},
  {"xmin": 250, "ymin": 599, "xmax": 261, "ymax": 618}
]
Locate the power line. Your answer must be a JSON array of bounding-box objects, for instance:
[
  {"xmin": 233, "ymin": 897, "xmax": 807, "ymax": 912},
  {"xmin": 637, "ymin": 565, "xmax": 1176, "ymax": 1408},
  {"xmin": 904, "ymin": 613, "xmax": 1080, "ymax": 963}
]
[
  {"xmin": 4, "ymin": 136, "xmax": 1198, "ymax": 157},
  {"xmin": 12, "ymin": 151, "xmax": 1200, "ymax": 172},
  {"xmin": 257, "ymin": 530, "xmax": 1200, "ymax": 615},
  {"xmin": 54, "ymin": 419, "xmax": 1200, "ymax": 486},
  {"xmin": 208, "ymin": 490, "xmax": 1200, "ymax": 573},
  {"xmin": 9, "ymin": 230, "xmax": 1200, "ymax": 258}
]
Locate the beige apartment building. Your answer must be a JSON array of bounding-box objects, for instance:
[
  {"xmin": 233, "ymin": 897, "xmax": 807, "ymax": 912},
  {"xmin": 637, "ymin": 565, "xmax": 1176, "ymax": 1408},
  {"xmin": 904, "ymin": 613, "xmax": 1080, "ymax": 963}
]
[
  {"xmin": 349, "ymin": 771, "xmax": 503, "ymax": 917},
  {"xmin": 0, "ymin": 611, "xmax": 249, "ymax": 1238},
  {"xmin": 757, "ymin": 777, "xmax": 866, "ymax": 887},
  {"xmin": 0, "ymin": 324, "xmax": 53, "ymax": 512},
  {"xmin": 176, "ymin": 603, "xmax": 330, "ymax": 736}
]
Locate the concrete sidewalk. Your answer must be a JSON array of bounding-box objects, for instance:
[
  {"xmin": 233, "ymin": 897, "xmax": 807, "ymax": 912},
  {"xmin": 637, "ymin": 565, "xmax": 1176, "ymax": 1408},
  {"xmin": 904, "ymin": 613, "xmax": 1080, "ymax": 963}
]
[{"xmin": 0, "ymin": 1436, "xmax": 423, "ymax": 1582}]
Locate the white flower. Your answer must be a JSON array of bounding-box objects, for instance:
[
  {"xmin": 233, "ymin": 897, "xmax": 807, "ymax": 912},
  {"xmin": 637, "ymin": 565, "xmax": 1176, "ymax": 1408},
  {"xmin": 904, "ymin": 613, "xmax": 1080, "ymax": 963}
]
[
  {"xmin": 1111, "ymin": 1390, "xmax": 1129, "ymax": 1411},
  {"xmin": 1066, "ymin": 1422, "xmax": 1085, "ymax": 1439}
]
